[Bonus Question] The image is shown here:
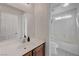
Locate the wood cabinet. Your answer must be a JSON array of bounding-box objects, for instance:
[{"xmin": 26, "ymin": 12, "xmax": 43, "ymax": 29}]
[
  {"xmin": 23, "ymin": 43, "xmax": 45, "ymax": 56},
  {"xmin": 33, "ymin": 44, "xmax": 45, "ymax": 56},
  {"xmin": 23, "ymin": 51, "xmax": 32, "ymax": 56}
]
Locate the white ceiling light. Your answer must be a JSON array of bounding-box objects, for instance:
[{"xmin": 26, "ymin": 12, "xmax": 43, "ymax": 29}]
[
  {"xmin": 63, "ymin": 3, "xmax": 69, "ymax": 7},
  {"xmin": 55, "ymin": 15, "xmax": 72, "ymax": 20}
]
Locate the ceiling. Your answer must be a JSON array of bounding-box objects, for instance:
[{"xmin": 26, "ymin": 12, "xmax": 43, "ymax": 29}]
[{"xmin": 6, "ymin": 3, "xmax": 34, "ymax": 13}]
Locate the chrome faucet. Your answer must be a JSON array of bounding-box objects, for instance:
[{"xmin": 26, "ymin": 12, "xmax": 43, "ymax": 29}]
[{"xmin": 22, "ymin": 35, "xmax": 26, "ymax": 43}]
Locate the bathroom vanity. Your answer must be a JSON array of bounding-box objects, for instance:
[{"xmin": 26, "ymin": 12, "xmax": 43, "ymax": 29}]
[
  {"xmin": 23, "ymin": 43, "xmax": 45, "ymax": 56},
  {"xmin": 0, "ymin": 38, "xmax": 45, "ymax": 56}
]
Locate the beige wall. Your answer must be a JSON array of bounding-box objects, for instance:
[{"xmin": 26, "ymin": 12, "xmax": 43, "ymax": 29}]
[
  {"xmin": 27, "ymin": 12, "xmax": 35, "ymax": 38},
  {"xmin": 34, "ymin": 4, "xmax": 49, "ymax": 41},
  {"xmin": 27, "ymin": 3, "xmax": 49, "ymax": 41}
]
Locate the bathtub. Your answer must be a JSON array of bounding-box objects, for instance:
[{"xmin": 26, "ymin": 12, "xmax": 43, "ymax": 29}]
[{"xmin": 50, "ymin": 39, "xmax": 79, "ymax": 56}]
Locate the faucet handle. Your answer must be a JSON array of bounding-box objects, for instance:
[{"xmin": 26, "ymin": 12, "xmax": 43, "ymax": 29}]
[{"xmin": 24, "ymin": 35, "xmax": 26, "ymax": 38}]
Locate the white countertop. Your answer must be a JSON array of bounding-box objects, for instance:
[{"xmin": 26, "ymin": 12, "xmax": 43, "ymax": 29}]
[{"xmin": 0, "ymin": 38, "xmax": 45, "ymax": 56}]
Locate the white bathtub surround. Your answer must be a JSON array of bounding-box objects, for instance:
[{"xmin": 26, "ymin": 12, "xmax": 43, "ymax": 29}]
[
  {"xmin": 50, "ymin": 40, "xmax": 79, "ymax": 56},
  {"xmin": 49, "ymin": 3, "xmax": 79, "ymax": 56}
]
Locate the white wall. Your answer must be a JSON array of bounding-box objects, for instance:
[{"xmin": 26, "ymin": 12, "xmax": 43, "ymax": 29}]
[
  {"xmin": 27, "ymin": 12, "xmax": 35, "ymax": 38},
  {"xmin": 27, "ymin": 4, "xmax": 49, "ymax": 52},
  {"xmin": 34, "ymin": 4, "xmax": 49, "ymax": 40}
]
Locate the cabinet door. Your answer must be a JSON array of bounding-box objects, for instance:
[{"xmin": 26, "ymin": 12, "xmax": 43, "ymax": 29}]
[
  {"xmin": 33, "ymin": 43, "xmax": 45, "ymax": 56},
  {"xmin": 23, "ymin": 51, "xmax": 32, "ymax": 56}
]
